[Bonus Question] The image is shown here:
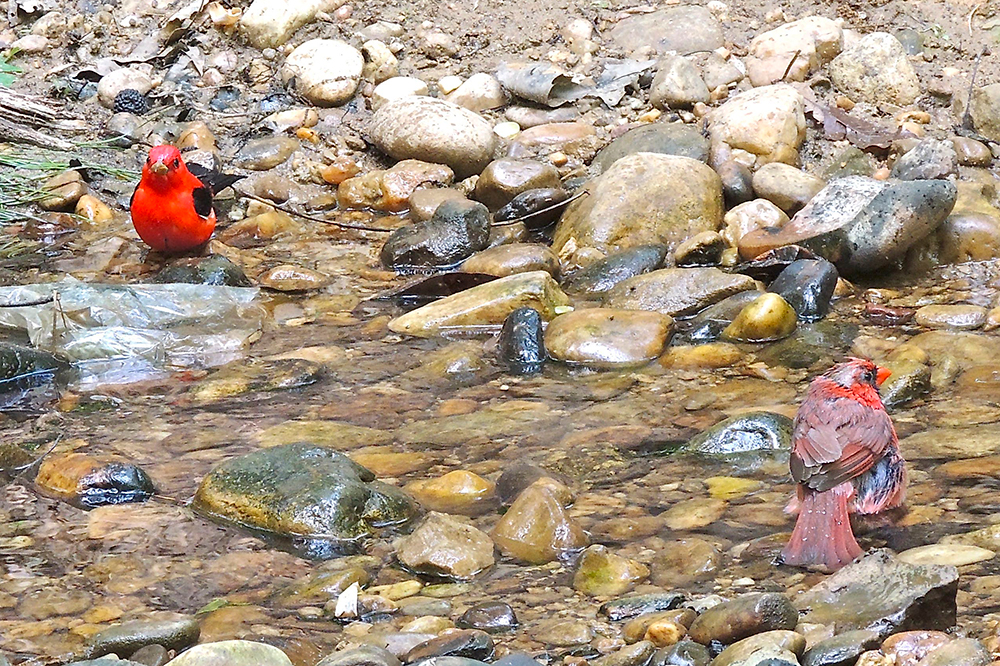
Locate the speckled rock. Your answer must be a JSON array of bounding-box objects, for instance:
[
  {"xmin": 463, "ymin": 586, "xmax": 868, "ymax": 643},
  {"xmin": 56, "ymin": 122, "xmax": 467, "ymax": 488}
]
[
  {"xmin": 891, "ymin": 139, "xmax": 959, "ymax": 181},
  {"xmin": 545, "ymin": 308, "xmax": 674, "ymax": 367},
  {"xmin": 829, "ymin": 32, "xmax": 920, "ymax": 106},
  {"xmin": 604, "ymin": 267, "xmax": 757, "ymax": 317},
  {"xmin": 369, "ymin": 97, "xmax": 498, "ymax": 178},
  {"xmin": 650, "ymin": 55, "xmax": 709, "ymax": 109},
  {"xmin": 751, "ymin": 163, "xmax": 826, "ymax": 214},
  {"xmin": 709, "ymin": 85, "xmax": 806, "ymax": 166},
  {"xmin": 552, "ymin": 154, "xmax": 723, "ymax": 265},
  {"xmin": 388, "ymin": 271, "xmax": 570, "ymax": 337},
  {"xmin": 395, "ymin": 512, "xmax": 495, "ymax": 580},
  {"xmin": 280, "ymin": 40, "xmax": 363, "ymax": 106},
  {"xmin": 739, "ymin": 176, "xmax": 957, "ymax": 275},
  {"xmin": 688, "ymin": 593, "xmax": 799, "ymax": 645},
  {"xmin": 607, "ymin": 5, "xmax": 723, "ymax": 56}
]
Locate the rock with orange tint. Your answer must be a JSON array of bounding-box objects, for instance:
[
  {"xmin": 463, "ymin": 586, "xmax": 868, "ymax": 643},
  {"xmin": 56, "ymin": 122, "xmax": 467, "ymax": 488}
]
[
  {"xmin": 395, "ymin": 512, "xmax": 495, "ymax": 579},
  {"xmin": 36, "ymin": 453, "xmax": 155, "ymax": 509},
  {"xmin": 405, "ymin": 470, "xmax": 496, "ymax": 515},
  {"xmin": 491, "ymin": 478, "xmax": 588, "ymax": 564}
]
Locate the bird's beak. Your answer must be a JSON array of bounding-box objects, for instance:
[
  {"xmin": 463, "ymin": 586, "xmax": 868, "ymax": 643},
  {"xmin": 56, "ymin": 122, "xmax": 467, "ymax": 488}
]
[
  {"xmin": 876, "ymin": 366, "xmax": 891, "ymax": 386},
  {"xmin": 150, "ymin": 159, "xmax": 168, "ymax": 175}
]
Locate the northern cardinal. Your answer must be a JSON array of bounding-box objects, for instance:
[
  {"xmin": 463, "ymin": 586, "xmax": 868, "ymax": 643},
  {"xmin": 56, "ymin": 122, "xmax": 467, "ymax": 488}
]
[
  {"xmin": 779, "ymin": 358, "xmax": 907, "ymax": 571},
  {"xmin": 130, "ymin": 145, "xmax": 243, "ymax": 254}
]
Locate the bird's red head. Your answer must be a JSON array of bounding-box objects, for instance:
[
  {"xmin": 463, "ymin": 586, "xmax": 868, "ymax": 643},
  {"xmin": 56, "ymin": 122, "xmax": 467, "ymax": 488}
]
[
  {"xmin": 143, "ymin": 145, "xmax": 185, "ymax": 180},
  {"xmin": 826, "ymin": 357, "xmax": 891, "ymax": 389}
]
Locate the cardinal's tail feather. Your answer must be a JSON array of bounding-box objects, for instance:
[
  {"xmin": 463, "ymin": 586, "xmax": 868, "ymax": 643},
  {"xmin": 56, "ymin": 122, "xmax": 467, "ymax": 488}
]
[{"xmin": 780, "ymin": 483, "xmax": 861, "ymax": 571}]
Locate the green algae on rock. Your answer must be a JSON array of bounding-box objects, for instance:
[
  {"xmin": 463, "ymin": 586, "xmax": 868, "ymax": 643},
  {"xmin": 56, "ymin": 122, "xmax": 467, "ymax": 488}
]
[{"xmin": 193, "ymin": 443, "xmax": 420, "ymax": 558}]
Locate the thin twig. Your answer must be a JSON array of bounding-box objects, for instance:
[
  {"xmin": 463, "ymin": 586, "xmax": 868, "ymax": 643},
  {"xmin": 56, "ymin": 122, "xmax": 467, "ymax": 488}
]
[
  {"xmin": 969, "ymin": 2, "xmax": 983, "ymax": 37},
  {"xmin": 0, "ymin": 296, "xmax": 54, "ymax": 308},
  {"xmin": 235, "ymin": 190, "xmax": 398, "ymax": 233},
  {"xmin": 491, "ymin": 189, "xmax": 589, "ymax": 227},
  {"xmin": 780, "ymin": 49, "xmax": 803, "ymax": 82},
  {"xmin": 963, "ymin": 46, "xmax": 989, "ymax": 131}
]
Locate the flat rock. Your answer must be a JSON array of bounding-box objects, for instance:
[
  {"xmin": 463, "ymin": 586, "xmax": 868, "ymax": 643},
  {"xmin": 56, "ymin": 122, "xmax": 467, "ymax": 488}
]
[
  {"xmin": 794, "ymin": 549, "xmax": 959, "ymax": 638},
  {"xmin": 593, "ymin": 124, "xmax": 710, "ymax": 173},
  {"xmin": 688, "ymin": 593, "xmax": 798, "ymax": 645},
  {"xmin": 603, "ymin": 267, "xmax": 757, "ymax": 317},
  {"xmin": 607, "ymin": 6, "xmax": 723, "ymax": 55},
  {"xmin": 387, "ymin": 271, "xmax": 570, "ymax": 337},
  {"xmin": 562, "ymin": 245, "xmax": 667, "ymax": 296},
  {"xmin": 86, "ymin": 618, "xmax": 199, "ymax": 659},
  {"xmin": 461, "ymin": 244, "xmax": 560, "ymax": 278},
  {"xmin": 165, "ymin": 640, "xmax": 293, "ymax": 666},
  {"xmin": 239, "ymin": 0, "xmax": 336, "ymax": 48},
  {"xmin": 395, "ymin": 512, "xmax": 495, "ymax": 580},
  {"xmin": 551, "ymin": 153, "xmax": 723, "ymax": 265},
  {"xmin": 829, "ymin": 32, "xmax": 920, "ymax": 106}
]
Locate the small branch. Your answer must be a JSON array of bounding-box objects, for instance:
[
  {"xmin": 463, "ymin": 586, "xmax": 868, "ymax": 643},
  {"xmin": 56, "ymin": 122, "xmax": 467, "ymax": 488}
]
[
  {"xmin": 780, "ymin": 49, "xmax": 803, "ymax": 82},
  {"xmin": 235, "ymin": 189, "xmax": 398, "ymax": 233},
  {"xmin": 491, "ymin": 189, "xmax": 589, "ymax": 227}
]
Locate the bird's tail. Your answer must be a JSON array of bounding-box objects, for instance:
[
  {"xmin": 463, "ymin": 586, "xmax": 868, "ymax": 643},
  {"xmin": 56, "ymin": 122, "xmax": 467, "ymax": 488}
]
[{"xmin": 780, "ymin": 483, "xmax": 862, "ymax": 571}]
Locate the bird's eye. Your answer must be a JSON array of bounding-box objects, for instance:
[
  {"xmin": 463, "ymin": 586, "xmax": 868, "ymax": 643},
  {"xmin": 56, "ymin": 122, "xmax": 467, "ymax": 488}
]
[{"xmin": 173, "ymin": 158, "xmax": 180, "ymax": 167}]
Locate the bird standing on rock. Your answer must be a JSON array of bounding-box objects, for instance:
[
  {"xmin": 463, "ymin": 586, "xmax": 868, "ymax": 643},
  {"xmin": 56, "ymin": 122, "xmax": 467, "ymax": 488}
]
[
  {"xmin": 779, "ymin": 358, "xmax": 907, "ymax": 572},
  {"xmin": 130, "ymin": 144, "xmax": 243, "ymax": 254}
]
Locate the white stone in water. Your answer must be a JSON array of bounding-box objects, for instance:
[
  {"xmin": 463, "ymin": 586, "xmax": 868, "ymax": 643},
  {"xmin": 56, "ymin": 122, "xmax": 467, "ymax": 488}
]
[
  {"xmin": 240, "ymin": 0, "xmax": 343, "ymax": 49},
  {"xmin": 898, "ymin": 543, "xmax": 995, "ymax": 567},
  {"xmin": 280, "ymin": 39, "xmax": 363, "ymax": 106},
  {"xmin": 493, "ymin": 121, "xmax": 521, "ymax": 139},
  {"xmin": 371, "ymin": 76, "xmax": 429, "ymax": 111},
  {"xmin": 334, "ymin": 581, "xmax": 360, "ymax": 618}
]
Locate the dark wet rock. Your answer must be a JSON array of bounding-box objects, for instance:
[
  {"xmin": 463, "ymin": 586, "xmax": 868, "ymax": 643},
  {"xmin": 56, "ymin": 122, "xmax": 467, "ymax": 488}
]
[
  {"xmin": 593, "ymin": 124, "xmax": 710, "ymax": 172},
  {"xmin": 739, "ymin": 177, "xmax": 957, "ymax": 276},
  {"xmin": 405, "ymin": 630, "xmax": 494, "ymax": 663},
  {"xmin": 653, "ymin": 640, "xmax": 711, "ymax": 666},
  {"xmin": 794, "ymin": 549, "xmax": 959, "ymax": 638},
  {"xmin": 160, "ymin": 640, "xmax": 292, "ymax": 665},
  {"xmin": 474, "ymin": 159, "xmax": 561, "ymax": 210},
  {"xmin": 36, "ymin": 454, "xmax": 155, "ymax": 509},
  {"xmin": 801, "ymin": 629, "xmax": 880, "ymax": 666},
  {"xmin": 494, "ymin": 188, "xmax": 570, "ymax": 230},
  {"xmin": 151, "ymin": 254, "xmax": 251, "ymax": 287},
  {"xmin": 684, "ymin": 291, "xmax": 762, "ymax": 343},
  {"xmin": 0, "ymin": 341, "xmax": 72, "ymax": 411},
  {"xmin": 678, "ymin": 412, "xmax": 793, "ymax": 456},
  {"xmin": 916, "ymin": 638, "xmax": 991, "ymax": 666},
  {"xmin": 721, "ymin": 293, "xmax": 797, "ymax": 343},
  {"xmin": 674, "ymin": 231, "xmax": 725, "ymax": 267},
  {"xmin": 562, "ymin": 245, "xmax": 667, "ymax": 296},
  {"xmin": 552, "ymin": 154, "xmax": 723, "ymax": 265},
  {"xmin": 891, "ymin": 139, "xmax": 959, "ymax": 181},
  {"xmin": 767, "ymin": 258, "xmax": 838, "ymax": 322},
  {"xmin": 395, "ymin": 512, "xmax": 494, "ymax": 580},
  {"xmin": 608, "ymin": 6, "xmax": 723, "ymax": 55},
  {"xmin": 495, "ymin": 462, "xmax": 566, "ymax": 505},
  {"xmin": 688, "ymin": 593, "xmax": 798, "ymax": 645},
  {"xmin": 66, "ymin": 660, "xmax": 145, "ymax": 666},
  {"xmin": 457, "ymin": 602, "xmax": 518, "ymax": 633},
  {"xmin": 593, "ymin": 641, "xmax": 656, "ymax": 666},
  {"xmin": 879, "ymin": 360, "xmax": 931, "ymax": 408},
  {"xmin": 86, "ymin": 618, "xmax": 199, "ymax": 659},
  {"xmin": 756, "ymin": 320, "xmax": 858, "ymax": 370},
  {"xmin": 734, "ymin": 245, "xmax": 819, "ymax": 282},
  {"xmin": 192, "ymin": 443, "xmax": 420, "ymax": 558},
  {"xmin": 599, "ymin": 593, "xmax": 685, "ymax": 622},
  {"xmin": 864, "ymin": 304, "xmax": 915, "ymax": 326},
  {"xmin": 497, "ymin": 307, "xmax": 546, "ymax": 375},
  {"xmin": 716, "ymin": 161, "xmax": 755, "ymax": 209},
  {"xmin": 410, "ymin": 658, "xmax": 491, "ymax": 666},
  {"xmin": 604, "ymin": 268, "xmax": 757, "ymax": 317},
  {"xmin": 711, "ymin": 630, "xmax": 806, "ymax": 666},
  {"xmin": 129, "ymin": 644, "xmax": 168, "ymax": 666},
  {"xmin": 317, "ymin": 645, "xmax": 402, "ymax": 666},
  {"xmin": 381, "ymin": 199, "xmax": 491, "ymax": 270},
  {"xmin": 545, "ymin": 308, "xmax": 674, "ymax": 368}
]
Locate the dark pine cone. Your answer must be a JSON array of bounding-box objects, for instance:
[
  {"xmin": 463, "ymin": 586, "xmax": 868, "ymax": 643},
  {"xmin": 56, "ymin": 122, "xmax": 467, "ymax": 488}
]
[{"xmin": 113, "ymin": 88, "xmax": 149, "ymax": 115}]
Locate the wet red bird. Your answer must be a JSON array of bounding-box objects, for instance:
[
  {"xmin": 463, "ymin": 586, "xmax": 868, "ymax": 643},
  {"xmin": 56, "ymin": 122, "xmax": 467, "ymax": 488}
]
[
  {"xmin": 130, "ymin": 145, "xmax": 241, "ymax": 254},
  {"xmin": 780, "ymin": 358, "xmax": 907, "ymax": 571}
]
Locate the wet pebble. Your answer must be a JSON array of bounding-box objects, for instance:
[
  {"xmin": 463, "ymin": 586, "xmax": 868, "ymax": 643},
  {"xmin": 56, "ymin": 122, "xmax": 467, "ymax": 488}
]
[
  {"xmin": 474, "ymin": 159, "xmax": 560, "ymax": 210},
  {"xmin": 545, "ymin": 308, "xmax": 674, "ymax": 367},
  {"xmin": 495, "ymin": 463, "xmax": 566, "ymax": 506},
  {"xmin": 896, "ymin": 544, "xmax": 995, "ymax": 567},
  {"xmin": 152, "ymin": 254, "xmax": 251, "ymax": 287},
  {"xmin": 592, "ymin": 640, "xmax": 656, "ymax": 666},
  {"xmin": 593, "ymin": 124, "xmax": 710, "ymax": 172},
  {"xmin": 599, "ymin": 593, "xmax": 685, "ymax": 622},
  {"xmin": 721, "ymin": 292, "xmax": 797, "ymax": 342},
  {"xmin": 687, "ymin": 593, "xmax": 799, "ymax": 645},
  {"xmin": 86, "ymin": 618, "xmax": 199, "ymax": 659},
  {"xmin": 881, "ymin": 631, "xmax": 951, "ymax": 666},
  {"xmin": 562, "ymin": 245, "xmax": 667, "ymax": 296},
  {"xmin": 409, "ymin": 188, "xmax": 466, "ymax": 221},
  {"xmin": 494, "ymin": 187, "xmax": 569, "ymax": 230},
  {"xmin": 36, "ymin": 453, "xmax": 155, "ymax": 509},
  {"xmin": 572, "ymin": 544, "xmax": 650, "ymax": 596},
  {"xmin": 491, "ymin": 478, "xmax": 588, "ymax": 564},
  {"xmin": 802, "ymin": 629, "xmax": 881, "ymax": 666},
  {"xmin": 257, "ymin": 264, "xmax": 330, "ymax": 291},
  {"xmin": 914, "ymin": 638, "xmax": 990, "ymax": 666},
  {"xmin": 507, "ymin": 121, "xmax": 599, "ymax": 162},
  {"xmin": 711, "ymin": 630, "xmax": 806, "ymax": 666},
  {"xmin": 381, "ymin": 199, "xmax": 490, "ymax": 270},
  {"xmin": 878, "ymin": 360, "xmax": 931, "ymax": 407},
  {"xmin": 717, "ymin": 161, "xmax": 755, "ymax": 209},
  {"xmin": 496, "ymin": 307, "xmax": 546, "ymax": 375},
  {"xmin": 655, "ymin": 640, "xmax": 711, "ymax": 666},
  {"xmin": 767, "ymin": 258, "xmax": 838, "ymax": 322},
  {"xmin": 404, "ymin": 470, "xmax": 495, "ymax": 515},
  {"xmin": 529, "ymin": 619, "xmax": 594, "ymax": 646},
  {"xmin": 913, "ymin": 305, "xmax": 986, "ymax": 330},
  {"xmin": 662, "ymin": 497, "xmax": 726, "ymax": 530},
  {"xmin": 623, "ymin": 609, "xmax": 697, "ymax": 643},
  {"xmin": 165, "ymin": 640, "xmax": 292, "ymax": 665},
  {"xmin": 404, "ymin": 629, "xmax": 494, "ymax": 662},
  {"xmin": 316, "ymin": 645, "xmax": 402, "ymax": 666},
  {"xmin": 650, "ymin": 538, "xmax": 720, "ymax": 586},
  {"xmin": 680, "ymin": 412, "xmax": 792, "ymax": 455},
  {"xmin": 674, "ymin": 231, "xmax": 725, "ymax": 266},
  {"xmin": 40, "ymin": 169, "xmax": 87, "ymax": 211},
  {"xmin": 461, "ymin": 244, "xmax": 560, "ymax": 278},
  {"xmin": 129, "ymin": 645, "xmax": 168, "ymax": 666},
  {"xmin": 457, "ymin": 602, "xmax": 518, "ymax": 634},
  {"xmin": 951, "ymin": 137, "xmax": 992, "ymax": 167},
  {"xmin": 604, "ymin": 267, "xmax": 756, "ymax": 317}
]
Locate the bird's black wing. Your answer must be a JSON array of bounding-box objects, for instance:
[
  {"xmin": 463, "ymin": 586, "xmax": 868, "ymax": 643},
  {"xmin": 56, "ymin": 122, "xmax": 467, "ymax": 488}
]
[
  {"xmin": 187, "ymin": 163, "xmax": 246, "ymax": 196},
  {"xmin": 192, "ymin": 186, "xmax": 214, "ymax": 218}
]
